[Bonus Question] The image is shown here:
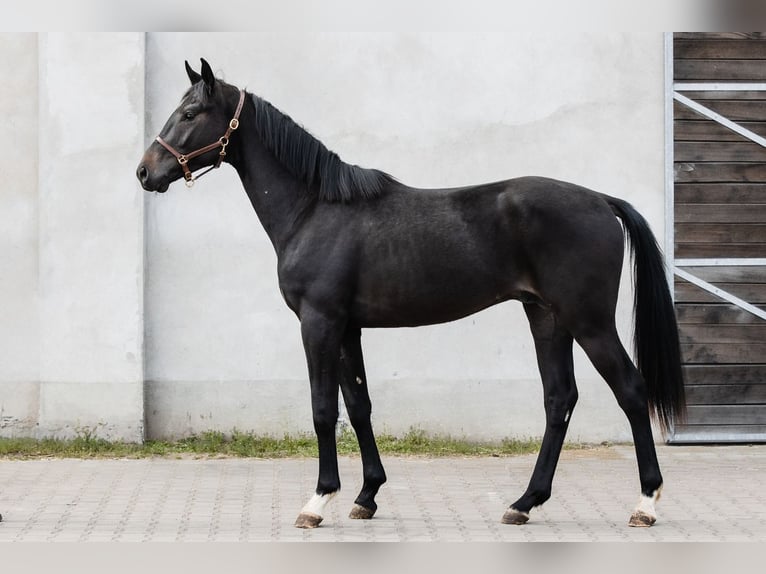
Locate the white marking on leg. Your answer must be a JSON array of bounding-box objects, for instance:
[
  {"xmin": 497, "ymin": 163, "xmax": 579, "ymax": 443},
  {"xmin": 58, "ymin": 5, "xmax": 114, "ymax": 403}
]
[
  {"xmin": 356, "ymin": 376, "xmax": 363, "ymax": 385},
  {"xmin": 301, "ymin": 492, "xmax": 337, "ymax": 518},
  {"xmin": 633, "ymin": 486, "xmax": 662, "ymax": 520}
]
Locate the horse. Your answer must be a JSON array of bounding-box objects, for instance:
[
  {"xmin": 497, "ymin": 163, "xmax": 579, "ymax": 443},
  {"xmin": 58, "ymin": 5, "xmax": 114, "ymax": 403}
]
[{"xmin": 137, "ymin": 58, "xmax": 685, "ymax": 529}]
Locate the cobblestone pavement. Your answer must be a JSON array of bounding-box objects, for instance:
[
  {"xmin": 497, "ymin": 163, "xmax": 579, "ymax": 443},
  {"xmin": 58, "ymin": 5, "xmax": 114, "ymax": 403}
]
[{"xmin": 0, "ymin": 444, "xmax": 764, "ymax": 542}]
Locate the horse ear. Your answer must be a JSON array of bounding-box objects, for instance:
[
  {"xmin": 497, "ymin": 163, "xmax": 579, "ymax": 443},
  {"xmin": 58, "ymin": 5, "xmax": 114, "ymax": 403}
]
[
  {"xmin": 185, "ymin": 60, "xmax": 202, "ymax": 85},
  {"xmin": 200, "ymin": 58, "xmax": 216, "ymax": 94}
]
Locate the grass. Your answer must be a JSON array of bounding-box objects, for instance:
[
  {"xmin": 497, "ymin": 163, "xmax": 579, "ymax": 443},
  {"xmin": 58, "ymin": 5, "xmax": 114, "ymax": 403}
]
[{"xmin": 0, "ymin": 427, "xmax": 562, "ymax": 460}]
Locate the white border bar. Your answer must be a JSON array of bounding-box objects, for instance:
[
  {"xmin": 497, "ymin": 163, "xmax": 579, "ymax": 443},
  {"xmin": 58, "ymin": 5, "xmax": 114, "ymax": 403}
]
[
  {"xmin": 674, "ymin": 82, "xmax": 766, "ymax": 91},
  {"xmin": 664, "ymin": 33, "xmax": 676, "ymax": 297},
  {"xmin": 676, "ymin": 258, "xmax": 766, "ymax": 267}
]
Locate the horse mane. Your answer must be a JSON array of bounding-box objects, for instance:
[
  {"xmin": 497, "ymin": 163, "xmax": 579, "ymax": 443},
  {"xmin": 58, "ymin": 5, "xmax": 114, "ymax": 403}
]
[{"xmin": 248, "ymin": 93, "xmax": 396, "ymax": 203}]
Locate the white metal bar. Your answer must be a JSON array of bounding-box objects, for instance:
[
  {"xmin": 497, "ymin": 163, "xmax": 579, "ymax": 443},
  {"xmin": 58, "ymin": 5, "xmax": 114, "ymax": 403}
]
[
  {"xmin": 674, "ymin": 267, "xmax": 766, "ymax": 321},
  {"xmin": 674, "ymin": 82, "xmax": 766, "ymax": 91},
  {"xmin": 676, "ymin": 258, "xmax": 766, "ymax": 267},
  {"xmin": 664, "ymin": 33, "xmax": 676, "ymax": 298},
  {"xmin": 673, "ymin": 92, "xmax": 766, "ymax": 148}
]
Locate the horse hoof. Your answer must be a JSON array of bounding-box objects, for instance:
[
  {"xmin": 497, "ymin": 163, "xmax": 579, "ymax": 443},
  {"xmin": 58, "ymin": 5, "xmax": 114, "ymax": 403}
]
[
  {"xmin": 294, "ymin": 512, "xmax": 323, "ymax": 529},
  {"xmin": 349, "ymin": 504, "xmax": 376, "ymax": 520},
  {"xmin": 501, "ymin": 508, "xmax": 529, "ymax": 525},
  {"xmin": 628, "ymin": 511, "xmax": 656, "ymax": 527}
]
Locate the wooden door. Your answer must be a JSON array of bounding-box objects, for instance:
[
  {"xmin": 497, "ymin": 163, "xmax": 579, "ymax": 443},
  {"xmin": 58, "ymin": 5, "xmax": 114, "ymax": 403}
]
[{"xmin": 671, "ymin": 33, "xmax": 766, "ymax": 442}]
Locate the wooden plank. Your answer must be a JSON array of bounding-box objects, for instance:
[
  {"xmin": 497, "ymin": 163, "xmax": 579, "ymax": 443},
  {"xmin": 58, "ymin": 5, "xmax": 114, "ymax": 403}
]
[
  {"xmin": 676, "ymin": 91, "xmax": 766, "ymax": 101},
  {"xmin": 674, "ymin": 99, "xmax": 766, "ymax": 122},
  {"xmin": 675, "ymin": 282, "xmax": 766, "ymax": 304},
  {"xmin": 675, "ymin": 59, "xmax": 766, "ymax": 82},
  {"xmin": 674, "ymin": 162, "xmax": 766, "ymax": 183},
  {"xmin": 675, "ymin": 39, "xmax": 766, "ymax": 60},
  {"xmin": 675, "ymin": 183, "xmax": 766, "ymax": 204},
  {"xmin": 674, "ymin": 141, "xmax": 766, "ymax": 162},
  {"xmin": 679, "ymin": 324, "xmax": 766, "ymax": 344},
  {"xmin": 675, "ymin": 223, "xmax": 766, "ymax": 244},
  {"xmin": 677, "ymin": 304, "xmax": 766, "ymax": 325},
  {"xmin": 675, "ymin": 33, "xmax": 766, "ymax": 41},
  {"xmin": 686, "ymin": 384, "xmax": 766, "ymax": 404},
  {"xmin": 675, "ymin": 120, "xmax": 766, "ymax": 142},
  {"xmin": 676, "ymin": 243, "xmax": 766, "ymax": 258},
  {"xmin": 682, "ymin": 342, "xmax": 766, "ymax": 364},
  {"xmin": 685, "ymin": 405, "xmax": 766, "ymax": 425},
  {"xmin": 683, "ymin": 364, "xmax": 766, "ymax": 384},
  {"xmin": 674, "ymin": 203, "xmax": 766, "ymax": 222},
  {"xmin": 676, "ymin": 266, "xmax": 766, "ymax": 283}
]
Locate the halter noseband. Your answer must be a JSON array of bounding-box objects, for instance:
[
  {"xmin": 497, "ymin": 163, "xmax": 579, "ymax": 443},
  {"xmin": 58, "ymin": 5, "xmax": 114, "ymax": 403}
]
[{"xmin": 155, "ymin": 89, "xmax": 246, "ymax": 188}]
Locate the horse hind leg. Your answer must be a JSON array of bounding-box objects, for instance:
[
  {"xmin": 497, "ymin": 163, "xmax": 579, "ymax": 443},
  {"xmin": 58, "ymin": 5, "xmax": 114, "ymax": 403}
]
[
  {"xmin": 503, "ymin": 303, "xmax": 578, "ymax": 525},
  {"xmin": 339, "ymin": 327, "xmax": 387, "ymax": 519},
  {"xmin": 575, "ymin": 328, "xmax": 663, "ymax": 527}
]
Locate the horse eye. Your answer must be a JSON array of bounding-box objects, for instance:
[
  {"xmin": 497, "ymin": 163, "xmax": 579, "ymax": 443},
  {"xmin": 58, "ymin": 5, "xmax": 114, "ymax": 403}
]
[{"xmin": 184, "ymin": 110, "xmax": 196, "ymax": 120}]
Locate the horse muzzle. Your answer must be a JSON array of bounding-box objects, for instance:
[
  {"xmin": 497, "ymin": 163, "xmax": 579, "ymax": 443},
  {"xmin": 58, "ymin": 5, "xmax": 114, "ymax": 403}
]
[{"xmin": 136, "ymin": 162, "xmax": 170, "ymax": 194}]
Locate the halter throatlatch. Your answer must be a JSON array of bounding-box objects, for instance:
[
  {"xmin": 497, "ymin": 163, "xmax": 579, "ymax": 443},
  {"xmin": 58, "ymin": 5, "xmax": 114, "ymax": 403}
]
[{"xmin": 155, "ymin": 89, "xmax": 246, "ymax": 188}]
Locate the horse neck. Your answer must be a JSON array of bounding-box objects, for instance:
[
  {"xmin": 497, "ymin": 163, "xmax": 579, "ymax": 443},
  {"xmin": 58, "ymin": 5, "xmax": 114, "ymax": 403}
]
[{"xmin": 229, "ymin": 119, "xmax": 317, "ymax": 255}]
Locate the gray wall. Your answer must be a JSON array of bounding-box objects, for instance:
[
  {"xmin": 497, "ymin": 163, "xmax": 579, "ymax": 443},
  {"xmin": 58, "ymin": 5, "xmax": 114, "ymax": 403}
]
[
  {"xmin": 0, "ymin": 33, "xmax": 145, "ymax": 440},
  {"xmin": 1, "ymin": 32, "xmax": 666, "ymax": 442}
]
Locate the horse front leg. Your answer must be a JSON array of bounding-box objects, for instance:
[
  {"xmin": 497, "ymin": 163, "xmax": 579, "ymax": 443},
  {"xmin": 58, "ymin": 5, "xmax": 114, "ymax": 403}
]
[
  {"xmin": 339, "ymin": 327, "xmax": 387, "ymax": 519},
  {"xmin": 294, "ymin": 307, "xmax": 345, "ymax": 529}
]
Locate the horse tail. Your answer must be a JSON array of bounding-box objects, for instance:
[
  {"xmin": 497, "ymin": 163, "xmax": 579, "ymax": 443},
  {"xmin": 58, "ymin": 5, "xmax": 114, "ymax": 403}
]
[{"xmin": 606, "ymin": 196, "xmax": 686, "ymax": 434}]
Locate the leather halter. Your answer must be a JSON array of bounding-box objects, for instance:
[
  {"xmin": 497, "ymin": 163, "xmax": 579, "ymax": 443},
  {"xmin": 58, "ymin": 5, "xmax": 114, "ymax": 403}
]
[{"xmin": 155, "ymin": 89, "xmax": 246, "ymax": 187}]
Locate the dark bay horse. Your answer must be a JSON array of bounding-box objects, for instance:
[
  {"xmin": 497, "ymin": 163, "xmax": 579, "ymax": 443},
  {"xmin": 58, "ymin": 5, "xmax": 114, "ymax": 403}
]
[{"xmin": 137, "ymin": 59, "xmax": 685, "ymax": 529}]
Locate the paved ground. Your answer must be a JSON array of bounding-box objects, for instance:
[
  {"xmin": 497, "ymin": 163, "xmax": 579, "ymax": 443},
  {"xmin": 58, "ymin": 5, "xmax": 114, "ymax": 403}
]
[{"xmin": 0, "ymin": 444, "xmax": 764, "ymax": 542}]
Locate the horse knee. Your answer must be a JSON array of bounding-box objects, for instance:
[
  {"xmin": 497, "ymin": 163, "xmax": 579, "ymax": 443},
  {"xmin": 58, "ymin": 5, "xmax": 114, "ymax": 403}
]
[
  {"xmin": 544, "ymin": 390, "xmax": 578, "ymax": 426},
  {"xmin": 312, "ymin": 406, "xmax": 339, "ymax": 435},
  {"xmin": 347, "ymin": 401, "xmax": 372, "ymax": 429}
]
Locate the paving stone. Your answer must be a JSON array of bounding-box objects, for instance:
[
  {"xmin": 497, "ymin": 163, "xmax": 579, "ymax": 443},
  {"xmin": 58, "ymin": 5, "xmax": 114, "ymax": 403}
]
[{"xmin": 1, "ymin": 445, "xmax": 765, "ymax": 541}]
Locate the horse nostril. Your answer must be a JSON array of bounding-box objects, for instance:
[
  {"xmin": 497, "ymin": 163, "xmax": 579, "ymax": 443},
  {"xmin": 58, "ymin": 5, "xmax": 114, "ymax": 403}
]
[{"xmin": 137, "ymin": 165, "xmax": 149, "ymax": 183}]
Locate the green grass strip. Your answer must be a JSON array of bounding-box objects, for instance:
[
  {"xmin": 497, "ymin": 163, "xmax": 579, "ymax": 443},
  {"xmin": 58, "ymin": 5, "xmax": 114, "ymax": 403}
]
[{"xmin": 0, "ymin": 428, "xmax": 600, "ymax": 460}]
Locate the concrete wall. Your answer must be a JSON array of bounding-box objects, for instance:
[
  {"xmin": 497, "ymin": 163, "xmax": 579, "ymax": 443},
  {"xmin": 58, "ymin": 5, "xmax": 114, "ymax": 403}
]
[
  {"xmin": 0, "ymin": 33, "xmax": 145, "ymax": 441},
  {"xmin": 0, "ymin": 34, "xmax": 40, "ymax": 434},
  {"xmin": 143, "ymin": 32, "xmax": 666, "ymax": 442},
  {"xmin": 1, "ymin": 32, "xmax": 666, "ymax": 443}
]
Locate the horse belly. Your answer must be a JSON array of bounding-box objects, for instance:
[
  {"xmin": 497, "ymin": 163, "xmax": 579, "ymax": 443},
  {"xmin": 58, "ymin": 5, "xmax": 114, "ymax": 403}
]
[{"xmin": 351, "ymin": 254, "xmax": 518, "ymax": 328}]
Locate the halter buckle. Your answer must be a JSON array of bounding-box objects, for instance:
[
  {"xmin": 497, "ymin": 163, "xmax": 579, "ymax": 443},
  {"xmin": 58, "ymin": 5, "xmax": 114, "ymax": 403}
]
[{"xmin": 229, "ymin": 118, "xmax": 239, "ymax": 130}]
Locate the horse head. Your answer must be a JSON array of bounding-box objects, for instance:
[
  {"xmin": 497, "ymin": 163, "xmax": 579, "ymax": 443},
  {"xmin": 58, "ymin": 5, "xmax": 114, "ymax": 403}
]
[{"xmin": 136, "ymin": 58, "xmax": 244, "ymax": 193}]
